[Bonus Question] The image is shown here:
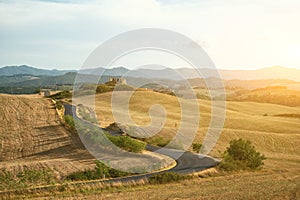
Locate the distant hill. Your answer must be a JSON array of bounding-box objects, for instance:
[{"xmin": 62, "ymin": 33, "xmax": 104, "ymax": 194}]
[
  {"xmin": 1, "ymin": 65, "xmax": 300, "ymax": 95},
  {"xmin": 2, "ymin": 65, "xmax": 300, "ymax": 81},
  {"xmin": 79, "ymin": 66, "xmax": 300, "ymax": 81},
  {"xmin": 0, "ymin": 65, "xmax": 74, "ymax": 76},
  {"xmin": 0, "ymin": 72, "xmax": 102, "ymax": 87}
]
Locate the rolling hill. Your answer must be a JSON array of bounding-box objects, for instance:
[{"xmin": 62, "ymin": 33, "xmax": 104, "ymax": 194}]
[
  {"xmin": 0, "ymin": 65, "xmax": 73, "ymax": 76},
  {"xmin": 2, "ymin": 65, "xmax": 300, "ymax": 81},
  {"xmin": 90, "ymin": 90, "xmax": 300, "ymax": 171}
]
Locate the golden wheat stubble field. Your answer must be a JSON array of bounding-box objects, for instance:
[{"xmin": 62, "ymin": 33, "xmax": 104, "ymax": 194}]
[
  {"xmin": 0, "ymin": 93, "xmax": 175, "ymax": 181},
  {"xmin": 0, "ymin": 94, "xmax": 96, "ymax": 177},
  {"xmin": 85, "ymin": 90, "xmax": 300, "ymax": 199}
]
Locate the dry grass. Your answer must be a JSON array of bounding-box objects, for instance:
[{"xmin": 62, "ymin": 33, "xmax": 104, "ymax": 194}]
[
  {"xmin": 0, "ymin": 94, "xmax": 97, "ymax": 177},
  {"xmin": 92, "ymin": 90, "xmax": 300, "ymax": 158},
  {"xmin": 0, "ymin": 93, "xmax": 175, "ymax": 180},
  {"xmin": 64, "ymin": 171, "xmax": 299, "ymax": 200},
  {"xmin": 70, "ymin": 90, "xmax": 300, "ymax": 199},
  {"xmin": 1, "ymin": 91, "xmax": 299, "ymax": 199}
]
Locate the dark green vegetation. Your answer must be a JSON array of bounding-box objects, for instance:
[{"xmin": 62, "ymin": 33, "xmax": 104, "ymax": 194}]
[
  {"xmin": 66, "ymin": 161, "xmax": 129, "ymax": 181},
  {"xmin": 50, "ymin": 90, "xmax": 72, "ymax": 100},
  {"xmin": 72, "ymin": 117, "xmax": 146, "ymax": 153},
  {"xmin": 218, "ymin": 138, "xmax": 266, "ymax": 171},
  {"xmin": 0, "ymin": 169, "xmax": 54, "ymax": 190},
  {"xmin": 55, "ymin": 101, "xmax": 63, "ymax": 110},
  {"xmin": 192, "ymin": 143, "xmax": 202, "ymax": 153},
  {"xmin": 64, "ymin": 115, "xmax": 75, "ymax": 129},
  {"xmin": 96, "ymin": 84, "xmax": 112, "ymax": 93},
  {"xmin": 148, "ymin": 172, "xmax": 190, "ymax": 184},
  {"xmin": 106, "ymin": 134, "xmax": 146, "ymax": 153}
]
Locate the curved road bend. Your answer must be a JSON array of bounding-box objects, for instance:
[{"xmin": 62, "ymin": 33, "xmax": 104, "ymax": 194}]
[{"xmin": 63, "ymin": 104, "xmax": 219, "ymax": 183}]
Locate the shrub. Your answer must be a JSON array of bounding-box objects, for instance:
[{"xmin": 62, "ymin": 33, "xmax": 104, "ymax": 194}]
[
  {"xmin": 96, "ymin": 84, "xmax": 112, "ymax": 93},
  {"xmin": 50, "ymin": 90, "xmax": 72, "ymax": 99},
  {"xmin": 106, "ymin": 135, "xmax": 146, "ymax": 153},
  {"xmin": 56, "ymin": 101, "xmax": 63, "ymax": 110},
  {"xmin": 218, "ymin": 138, "xmax": 266, "ymax": 171},
  {"xmin": 149, "ymin": 172, "xmax": 190, "ymax": 184},
  {"xmin": 74, "ymin": 119, "xmax": 146, "ymax": 153},
  {"xmin": 192, "ymin": 143, "xmax": 202, "ymax": 153},
  {"xmin": 66, "ymin": 161, "xmax": 129, "ymax": 181},
  {"xmin": 64, "ymin": 115, "xmax": 75, "ymax": 129}
]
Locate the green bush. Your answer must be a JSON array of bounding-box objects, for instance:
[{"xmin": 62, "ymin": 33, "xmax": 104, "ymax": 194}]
[
  {"xmin": 149, "ymin": 172, "xmax": 190, "ymax": 184},
  {"xmin": 74, "ymin": 119, "xmax": 146, "ymax": 153},
  {"xmin": 64, "ymin": 115, "xmax": 75, "ymax": 129},
  {"xmin": 96, "ymin": 84, "xmax": 112, "ymax": 93},
  {"xmin": 106, "ymin": 134, "xmax": 146, "ymax": 153},
  {"xmin": 50, "ymin": 90, "xmax": 72, "ymax": 99},
  {"xmin": 56, "ymin": 101, "xmax": 63, "ymax": 110},
  {"xmin": 218, "ymin": 138, "xmax": 266, "ymax": 171},
  {"xmin": 66, "ymin": 161, "xmax": 129, "ymax": 181},
  {"xmin": 192, "ymin": 143, "xmax": 202, "ymax": 153}
]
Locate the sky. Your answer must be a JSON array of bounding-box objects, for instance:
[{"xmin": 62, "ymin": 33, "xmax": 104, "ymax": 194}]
[{"xmin": 0, "ymin": 0, "xmax": 300, "ymax": 70}]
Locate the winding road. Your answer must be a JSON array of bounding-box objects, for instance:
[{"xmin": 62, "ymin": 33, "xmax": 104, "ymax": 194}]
[{"xmin": 64, "ymin": 103, "xmax": 218, "ymax": 182}]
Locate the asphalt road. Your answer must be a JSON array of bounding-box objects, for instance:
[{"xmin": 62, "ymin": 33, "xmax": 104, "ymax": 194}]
[{"xmin": 63, "ymin": 103, "xmax": 219, "ymax": 182}]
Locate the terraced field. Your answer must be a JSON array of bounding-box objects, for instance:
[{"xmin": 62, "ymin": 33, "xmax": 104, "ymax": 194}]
[{"xmin": 0, "ymin": 94, "xmax": 96, "ymax": 177}]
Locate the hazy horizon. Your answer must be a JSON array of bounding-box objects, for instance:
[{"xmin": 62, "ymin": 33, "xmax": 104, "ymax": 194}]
[{"xmin": 1, "ymin": 64, "xmax": 300, "ymax": 71}]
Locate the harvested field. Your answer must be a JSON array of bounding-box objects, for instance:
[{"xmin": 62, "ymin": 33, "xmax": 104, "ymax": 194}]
[
  {"xmin": 0, "ymin": 94, "xmax": 96, "ymax": 177},
  {"xmin": 0, "ymin": 94, "xmax": 175, "ymax": 178}
]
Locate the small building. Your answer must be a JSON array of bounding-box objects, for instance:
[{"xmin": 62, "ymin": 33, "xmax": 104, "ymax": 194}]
[{"xmin": 108, "ymin": 77, "xmax": 127, "ymax": 85}]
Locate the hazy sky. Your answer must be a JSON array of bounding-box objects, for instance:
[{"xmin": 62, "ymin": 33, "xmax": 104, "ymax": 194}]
[{"xmin": 0, "ymin": 0, "xmax": 300, "ymax": 70}]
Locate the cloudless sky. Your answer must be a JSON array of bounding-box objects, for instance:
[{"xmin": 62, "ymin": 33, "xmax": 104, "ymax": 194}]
[{"xmin": 0, "ymin": 0, "xmax": 300, "ymax": 70}]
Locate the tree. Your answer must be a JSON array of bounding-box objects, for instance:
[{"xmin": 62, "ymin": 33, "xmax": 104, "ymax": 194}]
[{"xmin": 218, "ymin": 138, "xmax": 266, "ymax": 171}]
